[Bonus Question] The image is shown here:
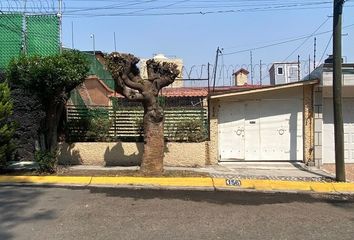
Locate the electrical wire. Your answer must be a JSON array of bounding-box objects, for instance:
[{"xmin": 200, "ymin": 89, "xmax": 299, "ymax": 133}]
[
  {"xmin": 282, "ymin": 17, "xmax": 330, "ymax": 62},
  {"xmin": 221, "ymin": 22, "xmax": 354, "ymax": 56},
  {"xmin": 317, "ymin": 34, "xmax": 333, "ymax": 67}
]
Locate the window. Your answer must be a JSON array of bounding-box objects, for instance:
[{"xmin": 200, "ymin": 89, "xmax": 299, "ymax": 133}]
[{"xmin": 277, "ymin": 67, "xmax": 284, "ymax": 75}]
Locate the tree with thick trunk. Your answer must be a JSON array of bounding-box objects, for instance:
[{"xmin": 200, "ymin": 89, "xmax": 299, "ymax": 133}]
[{"xmin": 107, "ymin": 53, "xmax": 179, "ymax": 175}]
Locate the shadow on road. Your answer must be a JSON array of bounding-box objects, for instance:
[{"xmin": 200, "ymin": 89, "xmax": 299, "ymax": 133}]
[
  {"xmin": 0, "ymin": 186, "xmax": 57, "ymax": 240},
  {"xmin": 84, "ymin": 187, "xmax": 354, "ymax": 208}
]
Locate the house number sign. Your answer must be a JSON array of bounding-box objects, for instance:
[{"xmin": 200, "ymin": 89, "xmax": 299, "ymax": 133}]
[{"xmin": 226, "ymin": 179, "xmax": 241, "ymax": 186}]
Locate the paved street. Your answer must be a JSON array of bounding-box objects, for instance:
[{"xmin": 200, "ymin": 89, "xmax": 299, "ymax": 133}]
[{"xmin": 0, "ymin": 186, "xmax": 354, "ymax": 240}]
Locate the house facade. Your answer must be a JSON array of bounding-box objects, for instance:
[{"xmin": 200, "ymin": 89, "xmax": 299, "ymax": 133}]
[
  {"xmin": 208, "ymin": 61, "xmax": 354, "ymax": 177},
  {"xmin": 311, "ymin": 62, "xmax": 354, "ymax": 175},
  {"xmin": 208, "ymin": 80, "xmax": 316, "ymax": 165}
]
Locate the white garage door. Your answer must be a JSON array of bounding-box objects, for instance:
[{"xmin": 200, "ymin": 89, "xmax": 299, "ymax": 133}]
[
  {"xmin": 323, "ymin": 98, "xmax": 354, "ymax": 163},
  {"xmin": 219, "ymin": 99, "xmax": 303, "ymax": 161}
]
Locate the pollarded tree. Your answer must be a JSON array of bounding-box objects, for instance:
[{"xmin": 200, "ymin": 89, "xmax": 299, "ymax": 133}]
[
  {"xmin": 106, "ymin": 53, "xmax": 179, "ymax": 174},
  {"xmin": 6, "ymin": 50, "xmax": 89, "ymax": 152}
]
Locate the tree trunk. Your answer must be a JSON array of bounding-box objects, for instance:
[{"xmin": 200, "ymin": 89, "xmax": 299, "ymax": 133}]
[
  {"xmin": 141, "ymin": 108, "xmax": 165, "ymax": 175},
  {"xmin": 44, "ymin": 101, "xmax": 65, "ymax": 152}
]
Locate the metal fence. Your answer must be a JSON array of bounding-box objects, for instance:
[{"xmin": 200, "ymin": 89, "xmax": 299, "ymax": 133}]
[
  {"xmin": 0, "ymin": 14, "xmax": 23, "ymax": 69},
  {"xmin": 66, "ymin": 105, "xmax": 208, "ymax": 142},
  {"xmin": 0, "ymin": 12, "xmax": 60, "ymax": 69},
  {"xmin": 26, "ymin": 14, "xmax": 60, "ymax": 56}
]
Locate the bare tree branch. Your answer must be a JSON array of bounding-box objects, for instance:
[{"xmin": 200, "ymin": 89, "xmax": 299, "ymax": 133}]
[
  {"xmin": 107, "ymin": 53, "xmax": 144, "ymax": 92},
  {"xmin": 145, "ymin": 60, "xmax": 180, "ymax": 90},
  {"xmin": 156, "ymin": 62, "xmax": 180, "ymax": 89}
]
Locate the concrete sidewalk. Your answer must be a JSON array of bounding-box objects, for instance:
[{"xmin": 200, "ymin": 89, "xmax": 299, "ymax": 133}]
[
  {"xmin": 2, "ymin": 162, "xmax": 354, "ymax": 194},
  {"xmin": 68, "ymin": 162, "xmax": 335, "ymax": 182}
]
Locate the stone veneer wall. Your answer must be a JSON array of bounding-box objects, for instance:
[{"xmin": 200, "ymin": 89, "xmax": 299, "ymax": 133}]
[
  {"xmin": 208, "ymin": 99, "xmax": 219, "ymax": 165},
  {"xmin": 303, "ymin": 85, "xmax": 314, "ymax": 165},
  {"xmin": 322, "ymin": 164, "xmax": 354, "ymax": 182},
  {"xmin": 314, "ymin": 86, "xmax": 323, "ymax": 167}
]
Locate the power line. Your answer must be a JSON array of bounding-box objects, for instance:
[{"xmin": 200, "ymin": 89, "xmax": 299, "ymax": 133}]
[
  {"xmin": 221, "ymin": 22, "xmax": 354, "ymax": 56},
  {"xmin": 317, "ymin": 34, "xmax": 333, "ymax": 66},
  {"xmin": 62, "ymin": 1, "xmax": 344, "ymax": 17},
  {"xmin": 282, "ymin": 17, "xmax": 330, "ymax": 62}
]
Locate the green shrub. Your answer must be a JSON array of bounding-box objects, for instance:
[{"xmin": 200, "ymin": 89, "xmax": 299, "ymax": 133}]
[
  {"xmin": 175, "ymin": 119, "xmax": 207, "ymax": 142},
  {"xmin": 34, "ymin": 150, "xmax": 57, "ymax": 173},
  {"xmin": 85, "ymin": 108, "xmax": 112, "ymax": 141},
  {"xmin": 0, "ymin": 81, "xmax": 16, "ymax": 167}
]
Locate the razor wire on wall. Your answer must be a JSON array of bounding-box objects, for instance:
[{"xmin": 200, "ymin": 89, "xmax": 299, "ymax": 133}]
[
  {"xmin": 0, "ymin": 0, "xmax": 60, "ymax": 14},
  {"xmin": 179, "ymin": 59, "xmax": 317, "ymax": 88}
]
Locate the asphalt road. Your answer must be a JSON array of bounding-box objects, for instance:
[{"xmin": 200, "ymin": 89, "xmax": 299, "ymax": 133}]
[{"xmin": 0, "ymin": 186, "xmax": 354, "ymax": 240}]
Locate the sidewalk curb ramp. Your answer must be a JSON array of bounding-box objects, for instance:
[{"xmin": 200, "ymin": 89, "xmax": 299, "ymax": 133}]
[{"xmin": 1, "ymin": 176, "xmax": 354, "ymax": 194}]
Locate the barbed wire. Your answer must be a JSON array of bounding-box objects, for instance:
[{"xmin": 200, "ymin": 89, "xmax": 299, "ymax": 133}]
[
  {"xmin": 179, "ymin": 59, "xmax": 327, "ymax": 88},
  {"xmin": 0, "ymin": 0, "xmax": 58, "ymax": 14}
]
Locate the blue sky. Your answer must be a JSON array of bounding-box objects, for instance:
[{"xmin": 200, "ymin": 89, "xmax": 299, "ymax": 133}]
[{"xmin": 5, "ymin": 0, "xmax": 352, "ymax": 84}]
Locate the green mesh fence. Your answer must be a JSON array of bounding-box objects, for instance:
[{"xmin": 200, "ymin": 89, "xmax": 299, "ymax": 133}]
[
  {"xmin": 26, "ymin": 15, "xmax": 60, "ymax": 56},
  {"xmin": 70, "ymin": 88, "xmax": 87, "ymax": 106},
  {"xmin": 85, "ymin": 53, "xmax": 115, "ymax": 90},
  {"xmin": 0, "ymin": 14, "xmax": 23, "ymax": 69}
]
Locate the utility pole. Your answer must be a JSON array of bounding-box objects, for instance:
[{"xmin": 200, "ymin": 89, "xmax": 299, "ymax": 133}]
[
  {"xmin": 308, "ymin": 55, "xmax": 311, "ymax": 80},
  {"xmin": 250, "ymin": 51, "xmax": 254, "ymax": 85},
  {"xmin": 298, "ymin": 55, "xmax": 301, "ymax": 81},
  {"xmin": 259, "ymin": 60, "xmax": 262, "ymax": 85},
  {"xmin": 23, "ymin": 0, "xmax": 27, "ymax": 54},
  {"xmin": 212, "ymin": 47, "xmax": 221, "ymax": 92},
  {"xmin": 58, "ymin": 0, "xmax": 63, "ymax": 53},
  {"xmin": 114, "ymin": 32, "xmax": 117, "ymax": 52},
  {"xmin": 314, "ymin": 37, "xmax": 317, "ymax": 69},
  {"xmin": 90, "ymin": 33, "xmax": 96, "ymax": 68},
  {"xmin": 71, "ymin": 21, "xmax": 74, "ymax": 49},
  {"xmin": 333, "ymin": 0, "xmax": 345, "ymax": 182}
]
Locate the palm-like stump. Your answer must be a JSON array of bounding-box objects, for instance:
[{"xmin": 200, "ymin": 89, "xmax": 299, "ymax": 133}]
[{"xmin": 107, "ymin": 53, "xmax": 179, "ymax": 174}]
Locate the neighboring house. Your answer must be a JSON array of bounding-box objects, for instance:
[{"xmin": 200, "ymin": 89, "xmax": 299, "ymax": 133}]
[
  {"xmin": 69, "ymin": 51, "xmax": 116, "ymax": 106},
  {"xmin": 309, "ymin": 58, "xmax": 354, "ymax": 175},
  {"xmin": 140, "ymin": 53, "xmax": 184, "ymax": 88},
  {"xmin": 233, "ymin": 68, "xmax": 249, "ymax": 86},
  {"xmin": 208, "ymin": 57, "xmax": 354, "ymax": 176},
  {"xmin": 269, "ymin": 62, "xmax": 300, "ymax": 85}
]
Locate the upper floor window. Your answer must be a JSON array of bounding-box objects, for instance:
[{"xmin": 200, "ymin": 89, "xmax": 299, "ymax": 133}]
[{"xmin": 277, "ymin": 67, "xmax": 284, "ymax": 75}]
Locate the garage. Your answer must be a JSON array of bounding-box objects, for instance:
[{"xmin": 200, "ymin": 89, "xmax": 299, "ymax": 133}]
[
  {"xmin": 323, "ymin": 98, "xmax": 354, "ymax": 163},
  {"xmin": 218, "ymin": 98, "xmax": 303, "ymax": 162}
]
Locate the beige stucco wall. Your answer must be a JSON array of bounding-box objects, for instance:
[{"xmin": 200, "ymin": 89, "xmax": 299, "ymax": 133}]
[{"xmin": 58, "ymin": 141, "xmax": 208, "ymax": 167}]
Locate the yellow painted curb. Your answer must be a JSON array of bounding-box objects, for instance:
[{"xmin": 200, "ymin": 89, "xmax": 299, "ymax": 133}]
[
  {"xmin": 1, "ymin": 175, "xmax": 354, "ymax": 193},
  {"xmin": 332, "ymin": 182, "xmax": 354, "ymax": 192},
  {"xmin": 0, "ymin": 176, "xmax": 92, "ymax": 185},
  {"xmin": 269, "ymin": 180, "xmax": 312, "ymax": 191},
  {"xmin": 90, "ymin": 177, "xmax": 214, "ymax": 187},
  {"xmin": 211, "ymin": 177, "xmax": 354, "ymax": 193},
  {"xmin": 310, "ymin": 182, "xmax": 336, "ymax": 192}
]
